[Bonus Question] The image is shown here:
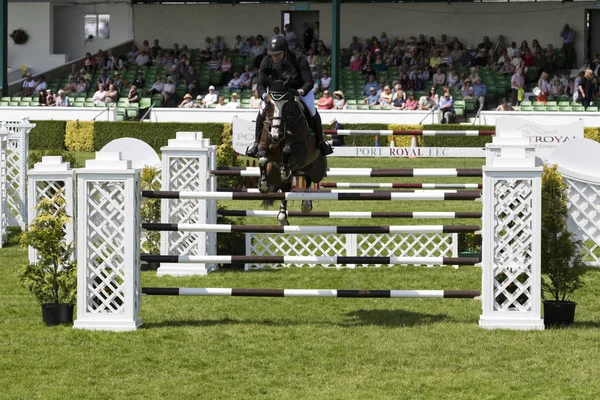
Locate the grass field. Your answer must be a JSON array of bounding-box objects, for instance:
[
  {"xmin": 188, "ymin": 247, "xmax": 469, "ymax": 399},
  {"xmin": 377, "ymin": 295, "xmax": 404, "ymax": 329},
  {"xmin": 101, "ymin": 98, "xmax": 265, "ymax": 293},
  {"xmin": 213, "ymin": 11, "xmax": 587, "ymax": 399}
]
[{"xmin": 4, "ymin": 155, "xmax": 600, "ymax": 399}]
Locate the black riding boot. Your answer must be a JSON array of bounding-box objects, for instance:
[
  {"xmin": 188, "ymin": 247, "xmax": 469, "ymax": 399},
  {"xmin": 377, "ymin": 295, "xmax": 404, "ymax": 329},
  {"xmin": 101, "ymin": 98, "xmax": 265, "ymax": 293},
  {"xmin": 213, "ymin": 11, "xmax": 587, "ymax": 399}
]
[
  {"xmin": 246, "ymin": 111, "xmax": 265, "ymax": 158},
  {"xmin": 312, "ymin": 111, "xmax": 333, "ymax": 155}
]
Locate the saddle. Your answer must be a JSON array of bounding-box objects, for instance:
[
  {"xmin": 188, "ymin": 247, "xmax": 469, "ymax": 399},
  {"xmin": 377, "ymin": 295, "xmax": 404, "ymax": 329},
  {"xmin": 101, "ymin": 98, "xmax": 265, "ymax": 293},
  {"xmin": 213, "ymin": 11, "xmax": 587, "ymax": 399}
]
[{"xmin": 295, "ymin": 100, "xmax": 316, "ymax": 136}]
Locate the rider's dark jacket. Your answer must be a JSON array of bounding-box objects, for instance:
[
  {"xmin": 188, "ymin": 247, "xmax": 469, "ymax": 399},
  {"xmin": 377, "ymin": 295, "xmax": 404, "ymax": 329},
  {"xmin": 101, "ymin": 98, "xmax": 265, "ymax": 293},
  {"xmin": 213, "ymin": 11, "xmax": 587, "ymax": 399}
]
[{"xmin": 257, "ymin": 50, "xmax": 313, "ymax": 99}]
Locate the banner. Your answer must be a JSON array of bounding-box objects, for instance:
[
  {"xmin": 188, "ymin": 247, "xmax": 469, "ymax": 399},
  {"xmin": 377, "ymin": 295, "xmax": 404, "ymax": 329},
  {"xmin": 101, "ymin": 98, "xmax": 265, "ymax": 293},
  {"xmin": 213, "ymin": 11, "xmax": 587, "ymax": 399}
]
[{"xmin": 496, "ymin": 116, "xmax": 584, "ymax": 160}]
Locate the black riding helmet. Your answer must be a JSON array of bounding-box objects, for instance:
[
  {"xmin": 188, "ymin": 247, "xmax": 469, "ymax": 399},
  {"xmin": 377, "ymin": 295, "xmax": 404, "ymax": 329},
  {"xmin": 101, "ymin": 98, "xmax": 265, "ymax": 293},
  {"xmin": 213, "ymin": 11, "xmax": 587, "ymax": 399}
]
[{"xmin": 267, "ymin": 36, "xmax": 289, "ymax": 55}]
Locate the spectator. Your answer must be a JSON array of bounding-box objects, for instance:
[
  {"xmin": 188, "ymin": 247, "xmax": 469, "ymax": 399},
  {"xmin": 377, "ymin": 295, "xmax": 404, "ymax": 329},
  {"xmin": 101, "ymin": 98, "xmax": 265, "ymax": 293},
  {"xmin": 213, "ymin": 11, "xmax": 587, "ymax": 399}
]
[
  {"xmin": 472, "ymin": 78, "xmax": 487, "ymax": 109},
  {"xmin": 97, "ymin": 69, "xmax": 110, "ymax": 87},
  {"xmin": 240, "ymin": 38, "xmax": 252, "ymax": 57},
  {"xmin": 510, "ymin": 67, "xmax": 525, "ymax": 105},
  {"xmin": 112, "ymin": 72, "xmax": 126, "ymax": 91},
  {"xmin": 133, "ymin": 71, "xmax": 145, "ymax": 90},
  {"xmin": 419, "ymin": 91, "xmax": 437, "ymax": 110},
  {"xmin": 379, "ymin": 85, "xmax": 393, "ymax": 106},
  {"xmin": 545, "ymin": 44, "xmax": 556, "ymax": 73},
  {"xmin": 372, "ymin": 51, "xmax": 386, "ymax": 72},
  {"xmin": 523, "ymin": 49, "xmax": 534, "ymax": 67},
  {"xmin": 399, "ymin": 73, "xmax": 411, "ymax": 90},
  {"xmin": 561, "ymin": 23, "xmax": 576, "ymax": 69},
  {"xmin": 496, "ymin": 98, "xmax": 514, "ymax": 111},
  {"xmin": 75, "ymin": 77, "xmax": 88, "ymax": 96},
  {"xmin": 460, "ymin": 48, "xmax": 474, "ymax": 68},
  {"xmin": 404, "ymin": 92, "xmax": 419, "ymax": 110},
  {"xmin": 593, "ymin": 76, "xmax": 600, "ymax": 99},
  {"xmin": 127, "ymin": 44, "xmax": 140, "ymax": 64},
  {"xmin": 511, "ymin": 50, "xmax": 522, "ymax": 68},
  {"xmin": 577, "ymin": 69, "xmax": 593, "ymax": 107},
  {"xmin": 332, "ymin": 90, "xmax": 345, "ymax": 110},
  {"xmin": 475, "ymin": 49, "xmax": 488, "ymax": 67},
  {"xmin": 450, "ymin": 42, "xmax": 462, "ymax": 62},
  {"xmin": 284, "ymin": 24, "xmax": 298, "ymax": 49},
  {"xmin": 478, "ymin": 36, "xmax": 493, "ymax": 51},
  {"xmin": 153, "ymin": 51, "xmax": 166, "ymax": 68},
  {"xmin": 429, "ymin": 50, "xmax": 441, "ymax": 68},
  {"xmin": 180, "ymin": 44, "xmax": 191, "ymax": 60},
  {"xmin": 182, "ymin": 66, "xmax": 197, "ymax": 96},
  {"xmin": 213, "ymin": 36, "xmax": 225, "ymax": 52},
  {"xmin": 461, "ymin": 79, "xmax": 474, "ymax": 100},
  {"xmin": 498, "ymin": 61, "xmax": 514, "ymax": 77},
  {"xmin": 83, "ymin": 52, "xmax": 95, "ymax": 72},
  {"xmin": 317, "ymin": 90, "xmax": 334, "ymax": 109},
  {"xmin": 330, "ymin": 118, "xmax": 344, "ymax": 147},
  {"xmin": 393, "ymin": 85, "xmax": 405, "ymax": 101},
  {"xmin": 232, "ymin": 35, "xmax": 243, "ymax": 53},
  {"xmin": 550, "ymin": 76, "xmax": 564, "ymax": 97},
  {"xmin": 440, "ymin": 49, "xmax": 453, "ymax": 67},
  {"xmin": 110, "ymin": 55, "xmax": 125, "ymax": 72},
  {"xmin": 433, "ymin": 67, "xmax": 446, "ymax": 88},
  {"xmin": 392, "ymin": 91, "xmax": 406, "ymax": 110},
  {"xmin": 439, "ymin": 92, "xmax": 455, "ymax": 124},
  {"xmin": 226, "ymin": 92, "xmax": 241, "ymax": 109},
  {"xmin": 208, "ymin": 52, "xmax": 221, "ymax": 71},
  {"xmin": 204, "ymin": 86, "xmax": 218, "ymax": 106},
  {"xmin": 250, "ymin": 89, "xmax": 261, "ymax": 109},
  {"xmin": 93, "ymin": 84, "xmax": 106, "ymax": 105},
  {"xmin": 228, "ymin": 72, "xmax": 243, "ymax": 89},
  {"xmin": 151, "ymin": 76, "xmax": 164, "ymax": 95},
  {"xmin": 46, "ymin": 90, "xmax": 57, "ymax": 106},
  {"xmin": 38, "ymin": 90, "xmax": 48, "ymax": 106},
  {"xmin": 565, "ymin": 77, "xmax": 575, "ymax": 99},
  {"xmin": 363, "ymin": 75, "xmax": 379, "ymax": 95},
  {"xmin": 151, "ymin": 39, "xmax": 162, "ymax": 58},
  {"xmin": 348, "ymin": 36, "xmax": 361, "ymax": 54},
  {"xmin": 162, "ymin": 76, "xmax": 177, "ymax": 106},
  {"xmin": 364, "ymin": 87, "xmax": 380, "ymax": 105},
  {"xmin": 104, "ymin": 84, "xmax": 119, "ymax": 104},
  {"xmin": 179, "ymin": 93, "xmax": 194, "ymax": 108},
  {"xmin": 320, "ymin": 70, "xmax": 332, "ymax": 91},
  {"xmin": 135, "ymin": 50, "xmax": 151, "ymax": 67},
  {"xmin": 140, "ymin": 39, "xmax": 150, "ymax": 55},
  {"xmin": 194, "ymin": 95, "xmax": 204, "ymax": 108},
  {"xmin": 251, "ymin": 38, "xmax": 266, "ymax": 58},
  {"xmin": 494, "ymin": 35, "xmax": 506, "ymax": 54},
  {"xmin": 215, "ymin": 96, "xmax": 227, "ymax": 109},
  {"xmin": 128, "ymin": 85, "xmax": 140, "ymax": 104},
  {"xmin": 21, "ymin": 74, "xmax": 36, "ymax": 96},
  {"xmin": 447, "ymin": 66, "xmax": 459, "ymax": 88},
  {"xmin": 536, "ymin": 72, "xmax": 551, "ymax": 104},
  {"xmin": 95, "ymin": 50, "xmax": 106, "ymax": 68},
  {"xmin": 55, "ymin": 90, "xmax": 69, "ymax": 107},
  {"xmin": 304, "ymin": 23, "xmax": 314, "ymax": 51},
  {"xmin": 428, "ymin": 86, "xmax": 440, "ymax": 104},
  {"xmin": 468, "ymin": 67, "xmax": 480, "ymax": 84},
  {"xmin": 63, "ymin": 77, "xmax": 77, "ymax": 94},
  {"xmin": 220, "ymin": 55, "xmax": 232, "ymax": 82},
  {"xmin": 165, "ymin": 55, "xmax": 180, "ymax": 79}
]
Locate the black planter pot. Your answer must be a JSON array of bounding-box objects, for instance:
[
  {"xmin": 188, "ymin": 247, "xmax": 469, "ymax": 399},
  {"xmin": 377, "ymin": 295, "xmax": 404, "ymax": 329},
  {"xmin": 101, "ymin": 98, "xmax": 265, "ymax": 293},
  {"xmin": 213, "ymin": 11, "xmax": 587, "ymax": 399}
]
[
  {"xmin": 41, "ymin": 303, "xmax": 74, "ymax": 326},
  {"xmin": 543, "ymin": 300, "xmax": 577, "ymax": 328}
]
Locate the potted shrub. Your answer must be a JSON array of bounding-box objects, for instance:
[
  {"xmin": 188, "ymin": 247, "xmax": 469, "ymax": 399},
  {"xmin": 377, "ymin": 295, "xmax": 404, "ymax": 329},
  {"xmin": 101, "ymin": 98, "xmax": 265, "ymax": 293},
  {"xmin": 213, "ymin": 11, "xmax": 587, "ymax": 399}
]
[
  {"xmin": 541, "ymin": 164, "xmax": 586, "ymax": 327},
  {"xmin": 459, "ymin": 232, "xmax": 482, "ymax": 262},
  {"xmin": 19, "ymin": 194, "xmax": 77, "ymax": 326}
]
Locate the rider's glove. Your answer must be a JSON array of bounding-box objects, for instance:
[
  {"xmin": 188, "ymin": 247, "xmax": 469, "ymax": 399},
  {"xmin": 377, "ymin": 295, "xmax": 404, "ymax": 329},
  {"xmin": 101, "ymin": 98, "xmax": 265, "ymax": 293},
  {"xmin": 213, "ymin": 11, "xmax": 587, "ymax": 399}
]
[{"xmin": 261, "ymin": 93, "xmax": 268, "ymax": 101}]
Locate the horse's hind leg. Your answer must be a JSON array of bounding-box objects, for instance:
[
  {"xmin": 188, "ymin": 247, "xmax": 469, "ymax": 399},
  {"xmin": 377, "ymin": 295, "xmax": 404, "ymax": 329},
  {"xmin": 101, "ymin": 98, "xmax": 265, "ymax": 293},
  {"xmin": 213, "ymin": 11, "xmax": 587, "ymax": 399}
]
[
  {"xmin": 277, "ymin": 199, "xmax": 289, "ymax": 226},
  {"xmin": 301, "ymin": 176, "xmax": 313, "ymax": 214}
]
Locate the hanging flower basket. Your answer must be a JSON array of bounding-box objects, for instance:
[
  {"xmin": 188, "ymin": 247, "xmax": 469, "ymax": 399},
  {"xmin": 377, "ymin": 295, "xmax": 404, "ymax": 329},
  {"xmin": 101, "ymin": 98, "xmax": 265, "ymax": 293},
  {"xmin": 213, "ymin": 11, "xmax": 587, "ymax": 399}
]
[{"xmin": 10, "ymin": 29, "xmax": 29, "ymax": 45}]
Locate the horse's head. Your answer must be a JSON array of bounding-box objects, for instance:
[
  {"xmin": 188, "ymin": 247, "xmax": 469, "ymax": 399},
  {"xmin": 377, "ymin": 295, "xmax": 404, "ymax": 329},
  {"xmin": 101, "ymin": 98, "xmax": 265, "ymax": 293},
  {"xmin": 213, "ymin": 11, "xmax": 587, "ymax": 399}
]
[{"xmin": 265, "ymin": 62, "xmax": 297, "ymax": 144}]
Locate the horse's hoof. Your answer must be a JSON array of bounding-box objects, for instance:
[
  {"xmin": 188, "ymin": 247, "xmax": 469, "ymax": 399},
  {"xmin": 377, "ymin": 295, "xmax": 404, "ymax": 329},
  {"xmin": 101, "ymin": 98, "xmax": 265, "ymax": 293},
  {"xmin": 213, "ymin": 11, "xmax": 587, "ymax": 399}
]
[
  {"xmin": 281, "ymin": 169, "xmax": 293, "ymax": 183},
  {"xmin": 278, "ymin": 218, "xmax": 289, "ymax": 227},
  {"xmin": 259, "ymin": 180, "xmax": 268, "ymax": 193},
  {"xmin": 258, "ymin": 157, "xmax": 268, "ymax": 166},
  {"xmin": 277, "ymin": 212, "xmax": 288, "ymax": 225},
  {"xmin": 301, "ymin": 200, "xmax": 312, "ymax": 214}
]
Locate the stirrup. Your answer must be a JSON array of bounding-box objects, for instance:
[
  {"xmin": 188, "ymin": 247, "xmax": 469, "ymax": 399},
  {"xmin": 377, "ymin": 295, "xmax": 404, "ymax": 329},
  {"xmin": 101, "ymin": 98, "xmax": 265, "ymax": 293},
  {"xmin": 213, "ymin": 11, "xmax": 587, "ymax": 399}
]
[{"xmin": 319, "ymin": 141, "xmax": 333, "ymax": 156}]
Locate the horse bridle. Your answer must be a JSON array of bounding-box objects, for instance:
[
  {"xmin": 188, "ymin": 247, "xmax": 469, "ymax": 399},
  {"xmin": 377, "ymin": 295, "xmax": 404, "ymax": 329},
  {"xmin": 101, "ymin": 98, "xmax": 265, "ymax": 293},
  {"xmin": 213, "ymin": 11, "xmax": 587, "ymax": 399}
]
[{"xmin": 266, "ymin": 91, "xmax": 304, "ymax": 143}]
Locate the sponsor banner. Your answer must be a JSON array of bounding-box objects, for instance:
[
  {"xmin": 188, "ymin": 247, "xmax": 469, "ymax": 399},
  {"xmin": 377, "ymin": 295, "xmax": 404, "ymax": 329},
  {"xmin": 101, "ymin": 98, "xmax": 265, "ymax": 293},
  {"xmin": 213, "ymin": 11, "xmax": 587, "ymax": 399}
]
[
  {"xmin": 496, "ymin": 117, "xmax": 583, "ymax": 160},
  {"xmin": 329, "ymin": 147, "xmax": 485, "ymax": 158},
  {"xmin": 232, "ymin": 116, "xmax": 256, "ymax": 155}
]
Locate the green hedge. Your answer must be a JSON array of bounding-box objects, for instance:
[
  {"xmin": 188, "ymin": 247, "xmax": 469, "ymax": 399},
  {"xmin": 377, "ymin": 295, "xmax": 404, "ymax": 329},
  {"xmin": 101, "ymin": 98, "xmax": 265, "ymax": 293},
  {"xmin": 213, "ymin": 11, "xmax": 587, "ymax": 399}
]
[
  {"xmin": 421, "ymin": 125, "xmax": 495, "ymax": 147},
  {"xmin": 93, "ymin": 122, "xmax": 225, "ymax": 152},
  {"xmin": 29, "ymin": 121, "xmax": 66, "ymax": 150}
]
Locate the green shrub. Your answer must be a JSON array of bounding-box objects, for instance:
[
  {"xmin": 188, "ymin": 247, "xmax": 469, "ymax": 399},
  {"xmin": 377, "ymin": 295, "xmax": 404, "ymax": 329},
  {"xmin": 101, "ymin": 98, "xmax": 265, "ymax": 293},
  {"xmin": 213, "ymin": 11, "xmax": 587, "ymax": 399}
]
[
  {"xmin": 421, "ymin": 124, "xmax": 495, "ymax": 148},
  {"xmin": 29, "ymin": 121, "xmax": 66, "ymax": 150},
  {"xmin": 64, "ymin": 121, "xmax": 95, "ymax": 151},
  {"xmin": 325, "ymin": 123, "xmax": 390, "ymax": 147},
  {"xmin": 93, "ymin": 122, "xmax": 225, "ymax": 152},
  {"xmin": 28, "ymin": 150, "xmax": 80, "ymax": 170}
]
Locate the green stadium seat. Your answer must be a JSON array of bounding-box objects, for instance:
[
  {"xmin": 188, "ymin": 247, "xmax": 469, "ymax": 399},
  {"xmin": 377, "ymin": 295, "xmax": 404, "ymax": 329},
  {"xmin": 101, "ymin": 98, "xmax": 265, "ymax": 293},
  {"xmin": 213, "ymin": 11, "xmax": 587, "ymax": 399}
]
[
  {"xmin": 558, "ymin": 101, "xmax": 570, "ymax": 107},
  {"xmin": 0, "ymin": 101, "xmax": 8, "ymax": 107},
  {"xmin": 559, "ymin": 106, "xmax": 572, "ymax": 112},
  {"xmin": 572, "ymin": 106, "xmax": 585, "ymax": 112},
  {"xmin": 533, "ymin": 106, "xmax": 546, "ymax": 111},
  {"xmin": 586, "ymin": 106, "xmax": 599, "ymax": 112},
  {"xmin": 139, "ymin": 98, "xmax": 152, "ymax": 109},
  {"xmin": 545, "ymin": 101, "xmax": 557, "ymax": 107},
  {"xmin": 546, "ymin": 106, "xmax": 558, "ymax": 112},
  {"xmin": 520, "ymin": 101, "xmax": 532, "ymax": 107},
  {"xmin": 9, "ymin": 101, "xmax": 19, "ymax": 106},
  {"xmin": 520, "ymin": 106, "xmax": 533, "ymax": 111}
]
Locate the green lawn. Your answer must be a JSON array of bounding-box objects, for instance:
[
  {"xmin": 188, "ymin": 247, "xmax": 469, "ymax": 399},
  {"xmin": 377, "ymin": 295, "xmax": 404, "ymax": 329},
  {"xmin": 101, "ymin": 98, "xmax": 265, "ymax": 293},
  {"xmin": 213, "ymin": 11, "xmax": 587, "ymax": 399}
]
[{"xmin": 5, "ymin": 156, "xmax": 600, "ymax": 399}]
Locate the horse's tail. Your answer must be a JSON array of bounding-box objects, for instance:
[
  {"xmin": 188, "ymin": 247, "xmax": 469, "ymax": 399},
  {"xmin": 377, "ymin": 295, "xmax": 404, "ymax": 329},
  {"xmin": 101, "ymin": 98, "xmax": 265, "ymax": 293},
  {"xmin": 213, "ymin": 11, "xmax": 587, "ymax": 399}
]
[{"xmin": 260, "ymin": 184, "xmax": 278, "ymax": 209}]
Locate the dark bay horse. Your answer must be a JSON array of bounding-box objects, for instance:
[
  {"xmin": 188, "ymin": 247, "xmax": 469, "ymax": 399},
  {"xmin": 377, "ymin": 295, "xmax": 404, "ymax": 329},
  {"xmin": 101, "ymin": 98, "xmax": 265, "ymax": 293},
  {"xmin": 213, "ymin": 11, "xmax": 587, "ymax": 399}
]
[{"xmin": 256, "ymin": 65, "xmax": 327, "ymax": 225}]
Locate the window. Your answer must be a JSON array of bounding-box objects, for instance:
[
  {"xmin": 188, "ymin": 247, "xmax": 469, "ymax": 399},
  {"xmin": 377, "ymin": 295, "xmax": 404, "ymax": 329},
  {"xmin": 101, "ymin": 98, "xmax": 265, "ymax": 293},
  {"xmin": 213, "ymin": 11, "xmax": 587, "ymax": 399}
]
[{"xmin": 84, "ymin": 14, "xmax": 110, "ymax": 40}]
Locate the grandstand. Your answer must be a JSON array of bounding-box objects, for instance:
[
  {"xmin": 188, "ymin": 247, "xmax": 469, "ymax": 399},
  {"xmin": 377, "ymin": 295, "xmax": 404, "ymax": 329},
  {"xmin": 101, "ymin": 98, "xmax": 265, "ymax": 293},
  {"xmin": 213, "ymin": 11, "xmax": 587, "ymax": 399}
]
[{"xmin": 1, "ymin": 0, "xmax": 599, "ymax": 120}]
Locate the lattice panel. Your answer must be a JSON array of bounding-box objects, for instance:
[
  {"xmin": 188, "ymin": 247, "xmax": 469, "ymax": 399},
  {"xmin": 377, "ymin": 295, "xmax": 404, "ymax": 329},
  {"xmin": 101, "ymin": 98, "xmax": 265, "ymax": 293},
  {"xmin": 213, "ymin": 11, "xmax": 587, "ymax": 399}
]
[
  {"xmin": 356, "ymin": 233, "xmax": 456, "ymax": 267},
  {"xmin": 492, "ymin": 179, "xmax": 534, "ymax": 312},
  {"xmin": 247, "ymin": 233, "xmax": 348, "ymax": 269},
  {"xmin": 5, "ymin": 122, "xmax": 29, "ymax": 229},
  {"xmin": 246, "ymin": 232, "xmax": 456, "ymax": 269},
  {"xmin": 564, "ymin": 177, "xmax": 600, "ymax": 267},
  {"xmin": 0, "ymin": 138, "xmax": 6, "ymax": 247},
  {"xmin": 85, "ymin": 181, "xmax": 127, "ymax": 314},
  {"xmin": 166, "ymin": 158, "xmax": 205, "ymax": 255}
]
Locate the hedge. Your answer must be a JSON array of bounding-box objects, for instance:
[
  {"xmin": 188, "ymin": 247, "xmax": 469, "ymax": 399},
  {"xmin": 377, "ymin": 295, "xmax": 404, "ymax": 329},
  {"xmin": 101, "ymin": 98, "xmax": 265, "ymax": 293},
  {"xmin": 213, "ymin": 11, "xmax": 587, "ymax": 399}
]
[
  {"xmin": 29, "ymin": 121, "xmax": 66, "ymax": 150},
  {"xmin": 93, "ymin": 122, "xmax": 225, "ymax": 152},
  {"xmin": 421, "ymin": 124, "xmax": 495, "ymax": 147},
  {"xmin": 65, "ymin": 121, "xmax": 95, "ymax": 151}
]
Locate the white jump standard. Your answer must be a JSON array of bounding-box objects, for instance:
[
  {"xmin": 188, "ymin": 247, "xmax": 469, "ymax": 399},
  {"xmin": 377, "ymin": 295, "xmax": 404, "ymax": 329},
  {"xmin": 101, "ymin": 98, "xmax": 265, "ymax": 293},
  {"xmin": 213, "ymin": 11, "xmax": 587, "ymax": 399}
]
[{"xmin": 142, "ymin": 287, "xmax": 481, "ymax": 298}]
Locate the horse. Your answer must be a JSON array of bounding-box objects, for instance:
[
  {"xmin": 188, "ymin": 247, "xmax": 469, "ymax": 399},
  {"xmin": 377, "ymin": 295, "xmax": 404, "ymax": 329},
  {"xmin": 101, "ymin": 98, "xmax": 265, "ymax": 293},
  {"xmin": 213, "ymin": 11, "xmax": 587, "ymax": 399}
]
[{"xmin": 256, "ymin": 64, "xmax": 327, "ymax": 226}]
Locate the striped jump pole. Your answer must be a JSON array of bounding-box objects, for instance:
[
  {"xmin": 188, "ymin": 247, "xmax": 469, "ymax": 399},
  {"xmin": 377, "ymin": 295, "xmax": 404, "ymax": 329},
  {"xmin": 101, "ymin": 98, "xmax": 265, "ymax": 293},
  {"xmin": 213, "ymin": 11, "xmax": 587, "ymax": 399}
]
[
  {"xmin": 142, "ymin": 287, "xmax": 481, "ymax": 298},
  {"xmin": 320, "ymin": 183, "xmax": 483, "ymax": 189},
  {"xmin": 141, "ymin": 191, "xmax": 481, "ymax": 201},
  {"xmin": 322, "ymin": 129, "xmax": 495, "ymax": 137},
  {"xmin": 140, "ymin": 255, "xmax": 479, "ymax": 266},
  {"xmin": 216, "ymin": 210, "xmax": 483, "ymax": 219},
  {"xmin": 142, "ymin": 223, "xmax": 481, "ymax": 234},
  {"xmin": 211, "ymin": 167, "xmax": 483, "ymax": 178},
  {"xmin": 217, "ymin": 188, "xmax": 475, "ymax": 194}
]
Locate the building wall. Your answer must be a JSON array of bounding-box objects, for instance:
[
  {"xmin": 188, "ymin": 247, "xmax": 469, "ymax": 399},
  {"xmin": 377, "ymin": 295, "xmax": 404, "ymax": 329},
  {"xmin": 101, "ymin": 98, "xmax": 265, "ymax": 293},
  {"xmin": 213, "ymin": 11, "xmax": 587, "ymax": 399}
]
[
  {"xmin": 7, "ymin": 2, "xmax": 67, "ymax": 75},
  {"xmin": 53, "ymin": 2, "xmax": 134, "ymax": 61},
  {"xmin": 133, "ymin": 2, "xmax": 592, "ymax": 65}
]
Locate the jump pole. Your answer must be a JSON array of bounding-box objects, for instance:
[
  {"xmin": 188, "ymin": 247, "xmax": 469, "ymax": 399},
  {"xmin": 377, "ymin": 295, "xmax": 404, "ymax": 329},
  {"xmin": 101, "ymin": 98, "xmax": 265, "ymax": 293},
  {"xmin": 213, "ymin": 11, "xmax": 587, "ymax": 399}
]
[
  {"xmin": 211, "ymin": 167, "xmax": 483, "ymax": 177},
  {"xmin": 216, "ymin": 210, "xmax": 483, "ymax": 219},
  {"xmin": 142, "ymin": 287, "xmax": 481, "ymax": 298},
  {"xmin": 322, "ymin": 129, "xmax": 495, "ymax": 136}
]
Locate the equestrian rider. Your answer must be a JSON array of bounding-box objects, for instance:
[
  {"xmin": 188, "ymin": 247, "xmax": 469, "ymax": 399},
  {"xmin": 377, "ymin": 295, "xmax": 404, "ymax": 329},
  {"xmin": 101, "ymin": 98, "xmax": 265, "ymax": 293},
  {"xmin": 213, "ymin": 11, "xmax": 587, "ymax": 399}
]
[{"xmin": 245, "ymin": 36, "xmax": 333, "ymax": 157}]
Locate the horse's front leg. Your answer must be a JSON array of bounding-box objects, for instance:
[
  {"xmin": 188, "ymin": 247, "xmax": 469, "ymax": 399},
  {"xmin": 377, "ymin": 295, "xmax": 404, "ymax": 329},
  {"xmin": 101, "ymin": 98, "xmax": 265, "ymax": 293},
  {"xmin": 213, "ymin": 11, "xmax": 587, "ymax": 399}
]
[
  {"xmin": 277, "ymin": 199, "xmax": 289, "ymax": 226},
  {"xmin": 257, "ymin": 148, "xmax": 269, "ymax": 193},
  {"xmin": 280, "ymin": 142, "xmax": 293, "ymax": 182},
  {"xmin": 301, "ymin": 176, "xmax": 313, "ymax": 214}
]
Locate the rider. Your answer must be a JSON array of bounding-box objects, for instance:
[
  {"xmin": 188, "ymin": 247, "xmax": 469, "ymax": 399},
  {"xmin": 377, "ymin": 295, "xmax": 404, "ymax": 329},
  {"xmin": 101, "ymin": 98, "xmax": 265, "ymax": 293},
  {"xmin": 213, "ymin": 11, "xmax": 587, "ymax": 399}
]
[{"xmin": 245, "ymin": 36, "xmax": 333, "ymax": 157}]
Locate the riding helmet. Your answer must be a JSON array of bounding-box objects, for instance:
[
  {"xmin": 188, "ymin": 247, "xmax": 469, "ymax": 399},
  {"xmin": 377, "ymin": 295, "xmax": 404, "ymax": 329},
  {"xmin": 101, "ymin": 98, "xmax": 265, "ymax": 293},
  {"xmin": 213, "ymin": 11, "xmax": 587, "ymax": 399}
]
[{"xmin": 267, "ymin": 36, "xmax": 289, "ymax": 55}]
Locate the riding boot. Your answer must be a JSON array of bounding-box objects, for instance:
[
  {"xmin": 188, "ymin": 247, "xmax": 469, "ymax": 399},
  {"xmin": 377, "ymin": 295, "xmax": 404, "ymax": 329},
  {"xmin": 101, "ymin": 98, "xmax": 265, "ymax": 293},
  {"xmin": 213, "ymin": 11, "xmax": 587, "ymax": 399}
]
[
  {"xmin": 246, "ymin": 111, "xmax": 265, "ymax": 158},
  {"xmin": 312, "ymin": 112, "xmax": 333, "ymax": 156}
]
